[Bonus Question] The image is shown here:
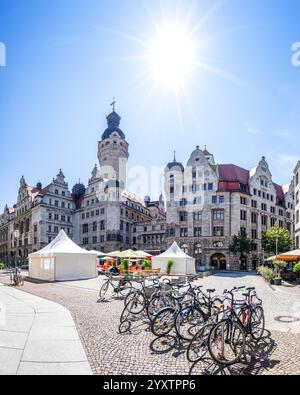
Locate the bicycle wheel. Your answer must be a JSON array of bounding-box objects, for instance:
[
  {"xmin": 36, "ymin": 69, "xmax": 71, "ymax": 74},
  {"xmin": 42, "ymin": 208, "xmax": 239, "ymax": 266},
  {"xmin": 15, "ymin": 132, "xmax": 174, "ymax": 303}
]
[
  {"xmin": 99, "ymin": 281, "xmax": 109, "ymax": 300},
  {"xmin": 151, "ymin": 308, "xmax": 176, "ymax": 337},
  {"xmin": 119, "ymin": 281, "xmax": 133, "ymax": 297},
  {"xmin": 124, "ymin": 291, "xmax": 146, "ymax": 315},
  {"xmin": 208, "ymin": 319, "xmax": 246, "ymax": 366},
  {"xmin": 147, "ymin": 295, "xmax": 170, "ymax": 321},
  {"xmin": 187, "ymin": 324, "xmax": 211, "ymax": 363},
  {"xmin": 19, "ymin": 275, "xmax": 24, "ymax": 286},
  {"xmin": 175, "ymin": 306, "xmax": 206, "ymax": 341},
  {"xmin": 250, "ymin": 306, "xmax": 265, "ymax": 340}
]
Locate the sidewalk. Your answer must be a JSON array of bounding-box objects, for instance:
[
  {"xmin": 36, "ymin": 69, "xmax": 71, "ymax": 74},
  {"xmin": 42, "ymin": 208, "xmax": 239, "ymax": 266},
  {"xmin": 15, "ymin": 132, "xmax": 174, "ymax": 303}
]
[{"xmin": 0, "ymin": 283, "xmax": 92, "ymax": 375}]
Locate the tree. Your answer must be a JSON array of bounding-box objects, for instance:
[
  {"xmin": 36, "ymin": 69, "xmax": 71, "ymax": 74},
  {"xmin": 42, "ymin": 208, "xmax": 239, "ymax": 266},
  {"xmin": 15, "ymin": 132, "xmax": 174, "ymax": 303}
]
[
  {"xmin": 229, "ymin": 233, "xmax": 255, "ymax": 257},
  {"xmin": 262, "ymin": 227, "xmax": 293, "ymax": 255}
]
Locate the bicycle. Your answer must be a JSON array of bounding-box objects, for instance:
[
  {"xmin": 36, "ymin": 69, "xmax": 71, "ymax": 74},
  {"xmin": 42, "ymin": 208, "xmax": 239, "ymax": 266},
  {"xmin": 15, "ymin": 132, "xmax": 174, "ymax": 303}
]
[
  {"xmin": 98, "ymin": 272, "xmax": 132, "ymax": 302},
  {"xmin": 207, "ymin": 287, "xmax": 265, "ymax": 366},
  {"xmin": 9, "ymin": 267, "xmax": 24, "ymax": 287}
]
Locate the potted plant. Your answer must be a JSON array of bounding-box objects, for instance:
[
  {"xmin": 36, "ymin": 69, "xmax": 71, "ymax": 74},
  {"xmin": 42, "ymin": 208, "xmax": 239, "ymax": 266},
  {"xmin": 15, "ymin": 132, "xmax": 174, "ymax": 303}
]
[
  {"xmin": 273, "ymin": 260, "xmax": 287, "ymax": 286},
  {"xmin": 0, "ymin": 262, "xmax": 5, "ymax": 270},
  {"xmin": 141, "ymin": 260, "xmax": 151, "ymax": 271},
  {"xmin": 120, "ymin": 259, "xmax": 129, "ymax": 274},
  {"xmin": 293, "ymin": 263, "xmax": 300, "ymax": 285},
  {"xmin": 166, "ymin": 259, "xmax": 174, "ymax": 275}
]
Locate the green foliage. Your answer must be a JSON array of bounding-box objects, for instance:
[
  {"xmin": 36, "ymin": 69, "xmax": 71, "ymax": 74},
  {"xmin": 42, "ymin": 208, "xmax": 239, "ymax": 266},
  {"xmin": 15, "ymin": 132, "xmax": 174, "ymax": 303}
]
[
  {"xmin": 273, "ymin": 260, "xmax": 287, "ymax": 279},
  {"xmin": 262, "ymin": 227, "xmax": 293, "ymax": 255},
  {"xmin": 141, "ymin": 260, "xmax": 152, "ymax": 269},
  {"xmin": 293, "ymin": 263, "xmax": 300, "ymax": 276},
  {"xmin": 0, "ymin": 262, "xmax": 5, "ymax": 270},
  {"xmin": 166, "ymin": 259, "xmax": 174, "ymax": 274},
  {"xmin": 258, "ymin": 266, "xmax": 275, "ymax": 282},
  {"xmin": 119, "ymin": 259, "xmax": 130, "ymax": 273},
  {"xmin": 229, "ymin": 233, "xmax": 255, "ymax": 256}
]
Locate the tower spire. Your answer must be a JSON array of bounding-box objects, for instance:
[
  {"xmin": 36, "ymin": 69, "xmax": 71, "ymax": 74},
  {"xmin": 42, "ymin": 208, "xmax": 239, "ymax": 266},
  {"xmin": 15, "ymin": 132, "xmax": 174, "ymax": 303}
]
[{"xmin": 174, "ymin": 150, "xmax": 176, "ymax": 162}]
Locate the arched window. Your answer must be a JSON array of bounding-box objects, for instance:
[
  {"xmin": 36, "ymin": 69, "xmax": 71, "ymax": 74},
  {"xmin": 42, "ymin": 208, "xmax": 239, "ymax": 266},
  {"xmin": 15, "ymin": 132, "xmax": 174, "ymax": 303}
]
[
  {"xmin": 181, "ymin": 244, "xmax": 188, "ymax": 254},
  {"xmin": 194, "ymin": 244, "xmax": 202, "ymax": 255}
]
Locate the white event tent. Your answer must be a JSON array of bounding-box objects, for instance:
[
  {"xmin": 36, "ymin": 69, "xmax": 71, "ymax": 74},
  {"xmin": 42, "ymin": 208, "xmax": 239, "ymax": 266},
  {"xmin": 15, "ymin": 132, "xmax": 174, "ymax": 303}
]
[
  {"xmin": 152, "ymin": 242, "xmax": 196, "ymax": 275},
  {"xmin": 29, "ymin": 230, "xmax": 98, "ymax": 282}
]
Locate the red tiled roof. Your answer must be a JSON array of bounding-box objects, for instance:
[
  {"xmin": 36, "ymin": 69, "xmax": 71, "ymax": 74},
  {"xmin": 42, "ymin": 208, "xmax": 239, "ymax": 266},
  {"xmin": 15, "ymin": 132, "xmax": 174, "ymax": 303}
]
[
  {"xmin": 218, "ymin": 164, "xmax": 250, "ymax": 184},
  {"xmin": 273, "ymin": 183, "xmax": 285, "ymax": 202},
  {"xmin": 217, "ymin": 164, "xmax": 286, "ymax": 206},
  {"xmin": 30, "ymin": 185, "xmax": 50, "ymax": 196}
]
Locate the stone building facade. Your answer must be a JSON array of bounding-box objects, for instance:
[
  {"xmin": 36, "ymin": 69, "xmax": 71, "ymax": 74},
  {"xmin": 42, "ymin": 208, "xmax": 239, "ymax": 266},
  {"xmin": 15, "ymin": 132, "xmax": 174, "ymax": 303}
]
[
  {"xmin": 0, "ymin": 108, "xmax": 296, "ymax": 271},
  {"xmin": 163, "ymin": 147, "xmax": 295, "ymax": 271},
  {"xmin": 294, "ymin": 161, "xmax": 300, "ymax": 249}
]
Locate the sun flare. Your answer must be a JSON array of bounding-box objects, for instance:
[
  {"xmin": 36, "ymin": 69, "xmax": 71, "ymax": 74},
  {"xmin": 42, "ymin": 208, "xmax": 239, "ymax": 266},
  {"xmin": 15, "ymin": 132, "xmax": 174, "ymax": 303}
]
[{"xmin": 149, "ymin": 25, "xmax": 196, "ymax": 89}]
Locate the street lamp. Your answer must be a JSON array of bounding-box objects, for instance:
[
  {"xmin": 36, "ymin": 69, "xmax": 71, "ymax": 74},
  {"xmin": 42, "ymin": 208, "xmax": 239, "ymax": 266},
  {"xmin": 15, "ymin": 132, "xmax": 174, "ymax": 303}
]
[
  {"xmin": 274, "ymin": 234, "xmax": 279, "ymax": 258},
  {"xmin": 13, "ymin": 229, "xmax": 19, "ymax": 268}
]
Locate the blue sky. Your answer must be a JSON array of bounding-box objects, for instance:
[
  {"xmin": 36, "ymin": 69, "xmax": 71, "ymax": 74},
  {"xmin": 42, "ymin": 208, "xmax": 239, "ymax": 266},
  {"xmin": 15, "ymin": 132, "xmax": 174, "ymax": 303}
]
[{"xmin": 0, "ymin": 0, "xmax": 300, "ymax": 209}]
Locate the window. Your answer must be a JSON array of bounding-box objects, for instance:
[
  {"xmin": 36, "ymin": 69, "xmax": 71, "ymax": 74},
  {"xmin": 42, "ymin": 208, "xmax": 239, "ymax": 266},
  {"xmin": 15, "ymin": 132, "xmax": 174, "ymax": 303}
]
[
  {"xmin": 55, "ymin": 189, "xmax": 59, "ymax": 195},
  {"xmin": 213, "ymin": 210, "xmax": 224, "ymax": 221},
  {"xmin": 240, "ymin": 197, "xmax": 247, "ymax": 205},
  {"xmin": 212, "ymin": 196, "xmax": 218, "ymax": 204},
  {"xmin": 100, "ymin": 221, "xmax": 105, "ymax": 230},
  {"xmin": 93, "ymin": 222, "xmax": 97, "ymax": 232},
  {"xmin": 82, "ymin": 213, "xmax": 85, "ymax": 219},
  {"xmin": 213, "ymin": 227, "xmax": 224, "ymax": 236},
  {"xmin": 61, "ymin": 215, "xmax": 65, "ymax": 222},
  {"xmin": 180, "ymin": 228, "xmax": 188, "ymax": 237},
  {"xmin": 180, "ymin": 199, "xmax": 187, "ymax": 207},
  {"xmin": 179, "ymin": 211, "xmax": 188, "ymax": 222},
  {"xmin": 54, "ymin": 226, "xmax": 59, "ymax": 233},
  {"xmin": 208, "ymin": 183, "xmax": 213, "ymax": 191},
  {"xmin": 194, "ymin": 211, "xmax": 201, "ymax": 221},
  {"xmin": 251, "ymin": 229, "xmax": 257, "ymax": 239},
  {"xmin": 91, "ymin": 211, "xmax": 95, "ymax": 217},
  {"xmin": 49, "ymin": 213, "xmax": 52, "ymax": 220},
  {"xmin": 194, "ymin": 227, "xmax": 202, "ymax": 237},
  {"xmin": 93, "ymin": 236, "xmax": 97, "ymax": 244},
  {"xmin": 251, "ymin": 200, "xmax": 257, "ymax": 208},
  {"xmin": 54, "ymin": 214, "xmax": 59, "ymax": 221},
  {"xmin": 96, "ymin": 210, "xmax": 100, "ymax": 216},
  {"xmin": 55, "ymin": 200, "xmax": 59, "ymax": 207},
  {"xmin": 251, "ymin": 213, "xmax": 257, "ymax": 223},
  {"xmin": 219, "ymin": 196, "xmax": 225, "ymax": 204},
  {"xmin": 240, "ymin": 227, "xmax": 247, "ymax": 236},
  {"xmin": 240, "ymin": 210, "xmax": 247, "ymax": 221},
  {"xmin": 83, "ymin": 224, "xmax": 89, "ymax": 233},
  {"xmin": 83, "ymin": 238, "xmax": 89, "ymax": 245}
]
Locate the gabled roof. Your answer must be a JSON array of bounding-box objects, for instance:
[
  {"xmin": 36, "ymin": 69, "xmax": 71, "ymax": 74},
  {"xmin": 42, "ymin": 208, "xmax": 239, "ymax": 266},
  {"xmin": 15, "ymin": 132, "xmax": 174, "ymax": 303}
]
[
  {"xmin": 30, "ymin": 230, "xmax": 97, "ymax": 256},
  {"xmin": 158, "ymin": 242, "xmax": 193, "ymax": 259}
]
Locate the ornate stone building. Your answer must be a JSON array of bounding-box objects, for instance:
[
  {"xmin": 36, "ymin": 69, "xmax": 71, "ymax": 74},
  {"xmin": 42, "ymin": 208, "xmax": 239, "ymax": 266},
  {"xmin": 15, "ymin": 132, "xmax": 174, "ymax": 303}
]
[
  {"xmin": 0, "ymin": 107, "xmax": 296, "ymax": 271},
  {"xmin": 294, "ymin": 161, "xmax": 300, "ymax": 249},
  {"xmin": 163, "ymin": 147, "xmax": 294, "ymax": 271}
]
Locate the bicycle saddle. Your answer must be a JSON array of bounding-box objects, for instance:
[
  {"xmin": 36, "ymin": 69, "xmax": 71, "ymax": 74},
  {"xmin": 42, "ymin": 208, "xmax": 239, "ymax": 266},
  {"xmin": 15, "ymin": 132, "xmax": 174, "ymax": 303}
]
[
  {"xmin": 246, "ymin": 287, "xmax": 255, "ymax": 291},
  {"xmin": 206, "ymin": 289, "xmax": 216, "ymax": 293}
]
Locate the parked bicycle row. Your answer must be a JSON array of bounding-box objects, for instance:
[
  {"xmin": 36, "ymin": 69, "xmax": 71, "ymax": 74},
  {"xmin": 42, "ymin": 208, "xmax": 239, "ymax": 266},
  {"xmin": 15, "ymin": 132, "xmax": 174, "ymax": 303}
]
[{"xmin": 102, "ymin": 273, "xmax": 265, "ymax": 369}]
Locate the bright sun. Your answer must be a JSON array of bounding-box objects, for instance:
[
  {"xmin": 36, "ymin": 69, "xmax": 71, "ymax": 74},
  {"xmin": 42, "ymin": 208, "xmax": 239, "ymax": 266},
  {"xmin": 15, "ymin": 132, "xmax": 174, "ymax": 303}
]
[{"xmin": 149, "ymin": 25, "xmax": 196, "ymax": 89}]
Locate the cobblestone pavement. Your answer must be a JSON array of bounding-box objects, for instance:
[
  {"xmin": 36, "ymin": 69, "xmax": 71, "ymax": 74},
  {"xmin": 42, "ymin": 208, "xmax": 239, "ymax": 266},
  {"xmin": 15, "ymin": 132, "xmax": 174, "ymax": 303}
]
[{"xmin": 0, "ymin": 272, "xmax": 299, "ymax": 375}]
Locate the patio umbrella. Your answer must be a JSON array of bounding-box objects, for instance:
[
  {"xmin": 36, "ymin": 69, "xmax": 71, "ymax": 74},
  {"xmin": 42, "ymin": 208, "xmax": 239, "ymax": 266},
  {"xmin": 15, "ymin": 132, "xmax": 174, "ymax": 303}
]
[
  {"xmin": 266, "ymin": 255, "xmax": 277, "ymax": 262},
  {"xmin": 136, "ymin": 250, "xmax": 153, "ymax": 258},
  {"xmin": 276, "ymin": 250, "xmax": 300, "ymax": 262},
  {"xmin": 109, "ymin": 249, "xmax": 148, "ymax": 259}
]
